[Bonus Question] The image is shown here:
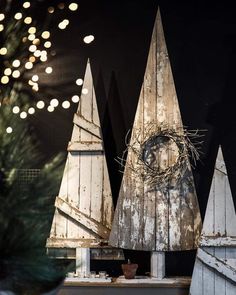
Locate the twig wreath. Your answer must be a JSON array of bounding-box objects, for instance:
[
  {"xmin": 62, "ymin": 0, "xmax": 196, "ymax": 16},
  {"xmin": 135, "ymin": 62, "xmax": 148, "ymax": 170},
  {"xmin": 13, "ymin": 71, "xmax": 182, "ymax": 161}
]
[{"xmin": 117, "ymin": 123, "xmax": 203, "ymax": 186}]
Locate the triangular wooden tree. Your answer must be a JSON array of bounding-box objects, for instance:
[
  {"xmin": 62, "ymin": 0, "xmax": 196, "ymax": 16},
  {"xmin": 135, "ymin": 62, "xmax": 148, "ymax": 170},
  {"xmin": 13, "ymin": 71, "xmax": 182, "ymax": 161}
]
[
  {"xmin": 109, "ymin": 9, "xmax": 201, "ymax": 253},
  {"xmin": 190, "ymin": 147, "xmax": 236, "ymax": 295},
  {"xmin": 47, "ymin": 60, "xmax": 114, "ymax": 249}
]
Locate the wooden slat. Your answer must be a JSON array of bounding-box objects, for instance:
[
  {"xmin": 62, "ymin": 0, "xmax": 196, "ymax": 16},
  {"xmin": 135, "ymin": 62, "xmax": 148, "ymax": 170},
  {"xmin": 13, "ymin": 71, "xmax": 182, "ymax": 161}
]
[
  {"xmin": 55, "ymin": 197, "xmax": 110, "ymax": 239},
  {"xmin": 215, "ymin": 168, "xmax": 226, "ymax": 236},
  {"xmin": 189, "ymin": 255, "xmax": 203, "ymax": 295},
  {"xmin": 215, "ymin": 247, "xmax": 226, "ymax": 295},
  {"xmin": 142, "ymin": 39, "xmax": 157, "ymax": 250},
  {"xmin": 200, "ymin": 236, "xmax": 236, "ymax": 246},
  {"xmin": 47, "ymin": 238, "xmax": 106, "ymax": 248},
  {"xmin": 102, "ymin": 157, "xmax": 114, "ymax": 229},
  {"xmin": 226, "ymin": 248, "xmax": 236, "ymax": 294},
  {"xmin": 90, "ymin": 152, "xmax": 103, "ymax": 222},
  {"xmin": 225, "ymin": 173, "xmax": 236, "ymax": 236},
  {"xmin": 201, "ymin": 175, "xmax": 215, "ymax": 237},
  {"xmin": 198, "ymin": 248, "xmax": 236, "ymax": 283},
  {"xmin": 73, "ymin": 113, "xmax": 101, "ymax": 139},
  {"xmin": 68, "ymin": 141, "xmax": 103, "ymax": 152},
  {"xmin": 202, "ymin": 247, "xmax": 215, "ymax": 295},
  {"xmin": 90, "ymin": 84, "xmax": 103, "ymax": 223}
]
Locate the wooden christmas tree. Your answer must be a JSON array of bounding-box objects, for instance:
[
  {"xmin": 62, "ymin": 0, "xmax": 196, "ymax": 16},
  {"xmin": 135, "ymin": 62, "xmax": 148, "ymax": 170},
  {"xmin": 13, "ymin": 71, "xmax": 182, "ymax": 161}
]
[
  {"xmin": 109, "ymin": 9, "xmax": 202, "ymax": 279},
  {"xmin": 47, "ymin": 60, "xmax": 115, "ymax": 276},
  {"xmin": 190, "ymin": 147, "xmax": 236, "ymax": 294}
]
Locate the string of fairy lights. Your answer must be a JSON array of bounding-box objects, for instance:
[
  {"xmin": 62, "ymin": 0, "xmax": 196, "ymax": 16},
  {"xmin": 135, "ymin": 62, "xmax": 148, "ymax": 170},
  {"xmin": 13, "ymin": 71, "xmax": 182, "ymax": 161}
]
[{"xmin": 0, "ymin": 1, "xmax": 95, "ymax": 134}]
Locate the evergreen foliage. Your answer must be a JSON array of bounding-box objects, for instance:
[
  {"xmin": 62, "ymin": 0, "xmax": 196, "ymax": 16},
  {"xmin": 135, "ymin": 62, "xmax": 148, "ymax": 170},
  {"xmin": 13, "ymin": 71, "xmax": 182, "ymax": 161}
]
[{"xmin": 0, "ymin": 107, "xmax": 66, "ymax": 294}]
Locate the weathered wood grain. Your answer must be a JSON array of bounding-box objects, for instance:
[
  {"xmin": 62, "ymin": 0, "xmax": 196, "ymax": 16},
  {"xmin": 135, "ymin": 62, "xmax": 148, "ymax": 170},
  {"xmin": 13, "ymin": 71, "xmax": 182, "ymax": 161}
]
[
  {"xmin": 109, "ymin": 9, "xmax": 201, "ymax": 251},
  {"xmin": 55, "ymin": 197, "xmax": 110, "ymax": 239},
  {"xmin": 47, "ymin": 238, "xmax": 106, "ymax": 248},
  {"xmin": 200, "ymin": 237, "xmax": 236, "ymax": 247},
  {"xmin": 47, "ymin": 60, "xmax": 114, "ymax": 249}
]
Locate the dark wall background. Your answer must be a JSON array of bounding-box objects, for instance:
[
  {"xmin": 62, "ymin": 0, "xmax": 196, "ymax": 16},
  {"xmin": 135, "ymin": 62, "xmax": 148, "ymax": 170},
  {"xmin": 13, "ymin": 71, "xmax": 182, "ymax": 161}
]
[{"xmin": 15, "ymin": 0, "xmax": 236, "ymax": 276}]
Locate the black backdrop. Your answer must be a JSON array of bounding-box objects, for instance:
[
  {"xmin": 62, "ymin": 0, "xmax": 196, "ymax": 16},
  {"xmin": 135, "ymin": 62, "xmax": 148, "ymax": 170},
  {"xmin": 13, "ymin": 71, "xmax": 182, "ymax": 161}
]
[{"xmin": 17, "ymin": 0, "xmax": 236, "ymax": 276}]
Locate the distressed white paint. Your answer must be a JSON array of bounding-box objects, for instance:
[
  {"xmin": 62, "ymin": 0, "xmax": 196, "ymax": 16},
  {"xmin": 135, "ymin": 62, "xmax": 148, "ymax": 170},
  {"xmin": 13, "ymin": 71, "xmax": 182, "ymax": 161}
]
[
  {"xmin": 200, "ymin": 236, "xmax": 236, "ymax": 246},
  {"xmin": 76, "ymin": 248, "xmax": 90, "ymax": 277},
  {"xmin": 55, "ymin": 197, "xmax": 110, "ymax": 239},
  {"xmin": 198, "ymin": 248, "xmax": 236, "ymax": 283},
  {"xmin": 47, "ymin": 60, "xmax": 114, "ymax": 250},
  {"xmin": 190, "ymin": 146, "xmax": 236, "ymax": 295},
  {"xmin": 109, "ymin": 9, "xmax": 201, "ymax": 252},
  {"xmin": 151, "ymin": 252, "xmax": 165, "ymax": 279}
]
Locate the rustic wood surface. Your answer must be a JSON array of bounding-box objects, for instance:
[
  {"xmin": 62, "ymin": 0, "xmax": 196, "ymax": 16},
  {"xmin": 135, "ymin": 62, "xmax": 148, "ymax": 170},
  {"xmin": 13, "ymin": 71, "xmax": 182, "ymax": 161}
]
[
  {"xmin": 47, "ymin": 60, "xmax": 114, "ymax": 249},
  {"xmin": 109, "ymin": 9, "xmax": 202, "ymax": 251},
  {"xmin": 190, "ymin": 147, "xmax": 236, "ymax": 295}
]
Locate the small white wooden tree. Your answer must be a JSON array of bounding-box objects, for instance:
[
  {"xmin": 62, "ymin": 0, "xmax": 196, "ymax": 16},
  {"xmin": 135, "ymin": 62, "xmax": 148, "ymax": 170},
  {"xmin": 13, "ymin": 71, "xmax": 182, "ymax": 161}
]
[
  {"xmin": 190, "ymin": 147, "xmax": 236, "ymax": 294},
  {"xmin": 109, "ymin": 9, "xmax": 202, "ymax": 280},
  {"xmin": 47, "ymin": 60, "xmax": 114, "ymax": 277}
]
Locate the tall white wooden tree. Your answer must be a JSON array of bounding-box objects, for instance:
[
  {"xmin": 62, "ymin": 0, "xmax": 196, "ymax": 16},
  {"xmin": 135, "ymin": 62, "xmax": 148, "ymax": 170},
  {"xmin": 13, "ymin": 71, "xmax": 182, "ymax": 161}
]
[
  {"xmin": 47, "ymin": 59, "xmax": 114, "ymax": 276},
  {"xmin": 190, "ymin": 146, "xmax": 236, "ymax": 295},
  {"xmin": 109, "ymin": 9, "xmax": 202, "ymax": 279}
]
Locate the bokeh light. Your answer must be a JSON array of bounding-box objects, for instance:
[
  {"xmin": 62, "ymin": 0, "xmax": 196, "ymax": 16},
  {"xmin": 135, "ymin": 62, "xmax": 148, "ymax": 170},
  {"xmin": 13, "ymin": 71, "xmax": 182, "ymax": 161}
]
[
  {"xmin": 69, "ymin": 3, "xmax": 78, "ymax": 11},
  {"xmin": 50, "ymin": 98, "xmax": 59, "ymax": 107},
  {"xmin": 20, "ymin": 111, "xmax": 27, "ymax": 119},
  {"xmin": 23, "ymin": 2, "xmax": 31, "ymax": 9},
  {"xmin": 36, "ymin": 101, "xmax": 45, "ymax": 109},
  {"xmin": 14, "ymin": 12, "xmax": 23, "ymax": 20},
  {"xmin": 45, "ymin": 67, "xmax": 53, "ymax": 74},
  {"xmin": 32, "ymin": 74, "xmax": 39, "ymax": 82},
  {"xmin": 0, "ymin": 47, "xmax": 7, "ymax": 55},
  {"xmin": 83, "ymin": 35, "xmax": 95, "ymax": 44},
  {"xmin": 0, "ymin": 14, "xmax": 5, "ymax": 21},
  {"xmin": 4, "ymin": 68, "xmax": 12, "ymax": 76},
  {"xmin": 76, "ymin": 78, "xmax": 83, "ymax": 86},
  {"xmin": 47, "ymin": 105, "xmax": 55, "ymax": 112},
  {"xmin": 41, "ymin": 31, "xmax": 50, "ymax": 39},
  {"xmin": 28, "ymin": 107, "xmax": 35, "ymax": 114},
  {"xmin": 71, "ymin": 95, "xmax": 79, "ymax": 103},
  {"xmin": 12, "ymin": 70, "xmax": 21, "ymax": 78},
  {"xmin": 24, "ymin": 17, "xmax": 32, "ymax": 24},
  {"xmin": 62, "ymin": 100, "xmax": 70, "ymax": 109},
  {"xmin": 6, "ymin": 127, "xmax": 13, "ymax": 134},
  {"xmin": 12, "ymin": 59, "xmax": 21, "ymax": 68},
  {"xmin": 1, "ymin": 76, "xmax": 9, "ymax": 84},
  {"xmin": 12, "ymin": 106, "xmax": 20, "ymax": 114}
]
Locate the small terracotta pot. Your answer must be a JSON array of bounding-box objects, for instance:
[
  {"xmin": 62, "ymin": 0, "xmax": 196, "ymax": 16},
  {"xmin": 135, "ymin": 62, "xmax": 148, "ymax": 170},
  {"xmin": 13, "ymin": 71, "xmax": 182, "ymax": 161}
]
[{"xmin": 121, "ymin": 260, "xmax": 138, "ymax": 279}]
